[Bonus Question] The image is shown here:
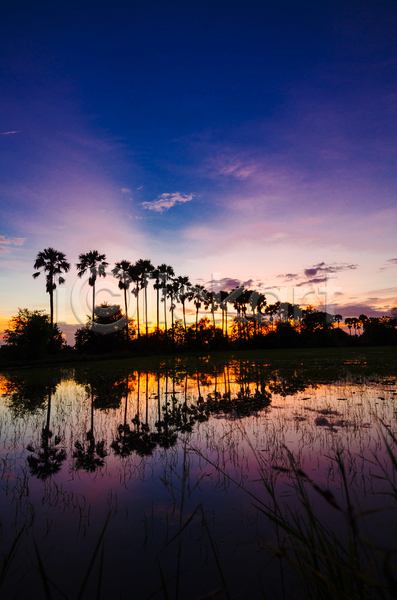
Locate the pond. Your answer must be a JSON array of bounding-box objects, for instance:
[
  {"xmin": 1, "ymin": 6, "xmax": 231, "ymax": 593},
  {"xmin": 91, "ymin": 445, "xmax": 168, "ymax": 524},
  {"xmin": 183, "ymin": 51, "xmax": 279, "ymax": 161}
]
[{"xmin": 1, "ymin": 351, "xmax": 397, "ymax": 599}]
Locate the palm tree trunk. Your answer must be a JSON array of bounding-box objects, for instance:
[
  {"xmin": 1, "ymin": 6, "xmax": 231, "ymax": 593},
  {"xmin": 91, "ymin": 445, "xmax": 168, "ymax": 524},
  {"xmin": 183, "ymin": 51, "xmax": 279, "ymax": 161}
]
[
  {"xmin": 92, "ymin": 283, "xmax": 95, "ymax": 323},
  {"xmin": 50, "ymin": 286, "xmax": 54, "ymax": 330},
  {"xmin": 124, "ymin": 288, "xmax": 128, "ymax": 341},
  {"xmin": 164, "ymin": 291, "xmax": 167, "ymax": 332},
  {"xmin": 157, "ymin": 286, "xmax": 160, "ymax": 334},
  {"xmin": 137, "ymin": 289, "xmax": 140, "ymax": 338},
  {"xmin": 171, "ymin": 293, "xmax": 175, "ymax": 345},
  {"xmin": 183, "ymin": 301, "xmax": 186, "ymax": 331},
  {"xmin": 145, "ymin": 285, "xmax": 148, "ymax": 336}
]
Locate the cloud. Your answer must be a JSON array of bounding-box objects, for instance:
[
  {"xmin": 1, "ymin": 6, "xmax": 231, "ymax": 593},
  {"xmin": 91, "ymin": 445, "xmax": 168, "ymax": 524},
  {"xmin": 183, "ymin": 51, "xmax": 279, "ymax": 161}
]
[
  {"xmin": 202, "ymin": 276, "xmax": 267, "ymax": 292},
  {"xmin": 303, "ymin": 262, "xmax": 357, "ymax": 278},
  {"xmin": 276, "ymin": 262, "xmax": 358, "ymax": 288},
  {"xmin": 121, "ymin": 188, "xmax": 131, "ymax": 193},
  {"xmin": 278, "ymin": 273, "xmax": 299, "ymax": 282},
  {"xmin": 381, "ymin": 258, "xmax": 397, "ymax": 270},
  {"xmin": 141, "ymin": 192, "xmax": 194, "ymax": 212},
  {"xmin": 0, "ymin": 235, "xmax": 25, "ymax": 253},
  {"xmin": 0, "ymin": 131, "xmax": 19, "ymax": 135}
]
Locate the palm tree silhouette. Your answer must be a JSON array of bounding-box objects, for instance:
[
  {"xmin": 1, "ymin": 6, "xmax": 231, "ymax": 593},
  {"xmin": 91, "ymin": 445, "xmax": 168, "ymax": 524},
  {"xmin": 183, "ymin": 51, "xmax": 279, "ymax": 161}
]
[
  {"xmin": 76, "ymin": 251, "xmax": 108, "ymax": 324},
  {"xmin": 192, "ymin": 285, "xmax": 206, "ymax": 335},
  {"xmin": 345, "ymin": 317, "xmax": 353, "ymax": 335},
  {"xmin": 151, "ymin": 268, "xmax": 162, "ymax": 334},
  {"xmin": 334, "ymin": 314, "xmax": 343, "ymax": 328},
  {"xmin": 158, "ymin": 264, "xmax": 175, "ymax": 333},
  {"xmin": 204, "ymin": 290, "xmax": 218, "ymax": 331},
  {"xmin": 177, "ymin": 275, "xmax": 192, "ymax": 331},
  {"xmin": 112, "ymin": 260, "xmax": 133, "ymax": 340},
  {"xmin": 135, "ymin": 259, "xmax": 154, "ymax": 335},
  {"xmin": 33, "ymin": 247, "xmax": 70, "ymax": 336},
  {"xmin": 166, "ymin": 278, "xmax": 180, "ymax": 344}
]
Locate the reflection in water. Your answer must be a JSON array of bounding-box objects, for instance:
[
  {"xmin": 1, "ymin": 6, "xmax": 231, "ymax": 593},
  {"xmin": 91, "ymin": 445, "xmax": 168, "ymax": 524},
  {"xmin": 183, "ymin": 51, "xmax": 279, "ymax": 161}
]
[
  {"xmin": 26, "ymin": 387, "xmax": 67, "ymax": 480},
  {"xmin": 0, "ymin": 357, "xmax": 396, "ymax": 598},
  {"xmin": 72, "ymin": 383, "xmax": 108, "ymax": 472}
]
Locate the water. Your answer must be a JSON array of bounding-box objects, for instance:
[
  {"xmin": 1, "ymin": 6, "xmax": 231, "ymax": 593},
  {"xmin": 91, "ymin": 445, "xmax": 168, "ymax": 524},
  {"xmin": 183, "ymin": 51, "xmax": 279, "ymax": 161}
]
[{"xmin": 0, "ymin": 354, "xmax": 397, "ymax": 599}]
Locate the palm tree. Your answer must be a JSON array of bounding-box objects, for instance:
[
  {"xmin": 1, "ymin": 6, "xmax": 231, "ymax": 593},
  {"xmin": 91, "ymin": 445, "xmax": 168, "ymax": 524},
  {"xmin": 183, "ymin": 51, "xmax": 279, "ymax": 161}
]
[
  {"xmin": 334, "ymin": 314, "xmax": 343, "ymax": 328},
  {"xmin": 177, "ymin": 276, "xmax": 192, "ymax": 331},
  {"xmin": 135, "ymin": 259, "xmax": 154, "ymax": 335},
  {"xmin": 76, "ymin": 251, "xmax": 108, "ymax": 324},
  {"xmin": 158, "ymin": 264, "xmax": 175, "ymax": 333},
  {"xmin": 33, "ymin": 247, "xmax": 70, "ymax": 333},
  {"xmin": 204, "ymin": 291, "xmax": 218, "ymax": 331},
  {"xmin": 166, "ymin": 279, "xmax": 180, "ymax": 344},
  {"xmin": 151, "ymin": 268, "xmax": 162, "ymax": 334},
  {"xmin": 219, "ymin": 290, "xmax": 229, "ymax": 336},
  {"xmin": 192, "ymin": 285, "xmax": 206, "ymax": 335},
  {"xmin": 112, "ymin": 261, "xmax": 133, "ymax": 340},
  {"xmin": 345, "ymin": 317, "xmax": 353, "ymax": 335}
]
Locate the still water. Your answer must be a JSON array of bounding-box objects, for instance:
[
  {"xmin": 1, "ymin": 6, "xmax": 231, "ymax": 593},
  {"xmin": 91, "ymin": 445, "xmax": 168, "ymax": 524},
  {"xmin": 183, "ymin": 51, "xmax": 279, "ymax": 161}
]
[{"xmin": 0, "ymin": 354, "xmax": 396, "ymax": 599}]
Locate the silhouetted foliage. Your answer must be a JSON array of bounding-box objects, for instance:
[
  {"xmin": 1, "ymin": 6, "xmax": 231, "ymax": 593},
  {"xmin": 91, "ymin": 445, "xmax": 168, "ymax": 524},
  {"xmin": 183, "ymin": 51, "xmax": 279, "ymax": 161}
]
[
  {"xmin": 3, "ymin": 367, "xmax": 63, "ymax": 416},
  {"xmin": 32, "ymin": 247, "xmax": 70, "ymax": 334},
  {"xmin": 3, "ymin": 309, "xmax": 65, "ymax": 359},
  {"xmin": 27, "ymin": 428, "xmax": 67, "ymax": 480},
  {"xmin": 74, "ymin": 303, "xmax": 134, "ymax": 354}
]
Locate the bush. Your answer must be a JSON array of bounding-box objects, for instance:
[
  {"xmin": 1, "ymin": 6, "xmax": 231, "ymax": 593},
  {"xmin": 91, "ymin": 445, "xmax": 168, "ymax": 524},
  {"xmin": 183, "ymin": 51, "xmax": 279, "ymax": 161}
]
[{"xmin": 2, "ymin": 308, "xmax": 64, "ymax": 359}]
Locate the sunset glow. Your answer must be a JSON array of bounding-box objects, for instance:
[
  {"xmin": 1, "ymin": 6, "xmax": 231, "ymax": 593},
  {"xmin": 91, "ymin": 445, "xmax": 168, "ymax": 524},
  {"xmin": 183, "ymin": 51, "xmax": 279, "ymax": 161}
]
[{"xmin": 1, "ymin": 2, "xmax": 396, "ymax": 334}]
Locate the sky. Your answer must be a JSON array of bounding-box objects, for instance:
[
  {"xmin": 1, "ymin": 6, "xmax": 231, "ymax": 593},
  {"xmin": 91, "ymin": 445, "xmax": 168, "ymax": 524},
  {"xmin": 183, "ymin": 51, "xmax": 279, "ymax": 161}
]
[{"xmin": 1, "ymin": 0, "xmax": 397, "ymax": 335}]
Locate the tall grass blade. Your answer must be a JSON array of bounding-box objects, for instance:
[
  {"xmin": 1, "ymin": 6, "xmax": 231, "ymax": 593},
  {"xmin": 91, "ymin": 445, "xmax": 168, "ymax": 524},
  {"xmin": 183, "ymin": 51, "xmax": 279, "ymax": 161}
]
[
  {"xmin": 77, "ymin": 511, "xmax": 111, "ymax": 600},
  {"xmin": 33, "ymin": 538, "xmax": 53, "ymax": 600},
  {"xmin": 0, "ymin": 524, "xmax": 25, "ymax": 590}
]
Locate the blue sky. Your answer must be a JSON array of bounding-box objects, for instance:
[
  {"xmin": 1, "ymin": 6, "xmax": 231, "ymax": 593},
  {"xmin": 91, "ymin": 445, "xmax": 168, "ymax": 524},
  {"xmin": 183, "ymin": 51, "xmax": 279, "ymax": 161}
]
[{"xmin": 1, "ymin": 0, "xmax": 397, "ymax": 328}]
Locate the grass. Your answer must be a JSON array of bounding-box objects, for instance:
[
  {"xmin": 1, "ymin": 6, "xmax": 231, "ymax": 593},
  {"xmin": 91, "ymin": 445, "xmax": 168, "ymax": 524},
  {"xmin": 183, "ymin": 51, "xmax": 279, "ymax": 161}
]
[{"xmin": 190, "ymin": 422, "xmax": 397, "ymax": 600}]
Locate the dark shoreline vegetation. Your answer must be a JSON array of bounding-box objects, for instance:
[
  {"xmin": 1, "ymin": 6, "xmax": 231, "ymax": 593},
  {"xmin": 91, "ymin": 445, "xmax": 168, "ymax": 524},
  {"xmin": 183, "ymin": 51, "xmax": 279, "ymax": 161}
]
[
  {"xmin": 2, "ymin": 247, "xmax": 396, "ymax": 366},
  {"xmin": 0, "ymin": 350, "xmax": 397, "ymax": 598}
]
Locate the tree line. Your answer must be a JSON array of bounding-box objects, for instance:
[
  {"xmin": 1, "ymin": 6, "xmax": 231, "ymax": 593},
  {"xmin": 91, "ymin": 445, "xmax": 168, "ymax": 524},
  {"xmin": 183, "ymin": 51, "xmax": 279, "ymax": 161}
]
[{"xmin": 2, "ymin": 246, "xmax": 397, "ymax": 361}]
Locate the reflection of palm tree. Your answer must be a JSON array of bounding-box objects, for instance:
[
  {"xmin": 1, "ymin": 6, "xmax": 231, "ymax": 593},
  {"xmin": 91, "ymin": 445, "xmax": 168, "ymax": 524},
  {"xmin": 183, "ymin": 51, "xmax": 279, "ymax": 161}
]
[
  {"xmin": 76, "ymin": 251, "xmax": 108, "ymax": 324},
  {"xmin": 112, "ymin": 260, "xmax": 133, "ymax": 340},
  {"xmin": 33, "ymin": 247, "xmax": 70, "ymax": 336},
  {"xmin": 73, "ymin": 434, "xmax": 107, "ymax": 472},
  {"xmin": 27, "ymin": 429, "xmax": 67, "ymax": 480},
  {"xmin": 111, "ymin": 373, "xmax": 156, "ymax": 457},
  {"xmin": 26, "ymin": 389, "xmax": 67, "ymax": 480},
  {"xmin": 72, "ymin": 385, "xmax": 108, "ymax": 472}
]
